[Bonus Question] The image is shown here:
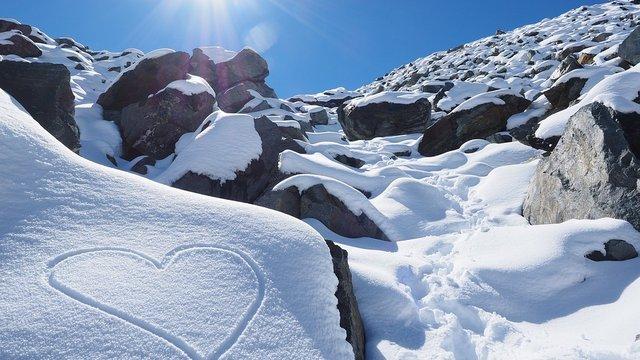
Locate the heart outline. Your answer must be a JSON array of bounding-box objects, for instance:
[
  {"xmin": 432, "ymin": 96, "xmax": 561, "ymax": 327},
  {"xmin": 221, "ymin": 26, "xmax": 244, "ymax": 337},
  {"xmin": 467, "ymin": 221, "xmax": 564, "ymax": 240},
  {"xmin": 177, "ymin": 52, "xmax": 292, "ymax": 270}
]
[{"xmin": 47, "ymin": 244, "xmax": 265, "ymax": 360}]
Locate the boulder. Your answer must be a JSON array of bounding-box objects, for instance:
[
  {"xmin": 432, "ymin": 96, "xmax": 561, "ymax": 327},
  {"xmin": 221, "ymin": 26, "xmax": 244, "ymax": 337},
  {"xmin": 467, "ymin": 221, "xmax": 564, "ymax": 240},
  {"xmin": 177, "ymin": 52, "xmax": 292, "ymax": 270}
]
[
  {"xmin": 338, "ymin": 94, "xmax": 431, "ymax": 140},
  {"xmin": 256, "ymin": 183, "xmax": 390, "ymax": 241},
  {"xmin": 309, "ymin": 108, "xmax": 330, "ymax": 126},
  {"xmin": 119, "ymin": 87, "xmax": 216, "ymax": 160},
  {"xmin": 97, "ymin": 51, "xmax": 191, "ymax": 115},
  {"xmin": 418, "ymin": 91, "xmax": 530, "ymax": 156},
  {"xmin": 55, "ymin": 37, "xmax": 88, "ymax": 52},
  {"xmin": 325, "ymin": 241, "xmax": 366, "ymax": 360},
  {"xmin": 523, "ymin": 102, "xmax": 640, "ymax": 230},
  {"xmin": 0, "ymin": 61, "xmax": 79, "ymax": 151},
  {"xmin": 0, "ymin": 19, "xmax": 49, "ymax": 44},
  {"xmin": 586, "ymin": 239, "xmax": 638, "ymax": 262},
  {"xmin": 217, "ymin": 80, "xmax": 277, "ymax": 113},
  {"xmin": 549, "ymin": 55, "xmax": 582, "ymax": 83},
  {"xmin": 190, "ymin": 47, "xmax": 269, "ymax": 93},
  {"xmin": 0, "ymin": 33, "xmax": 42, "ymax": 57},
  {"xmin": 619, "ymin": 26, "xmax": 640, "ymax": 65},
  {"xmin": 543, "ymin": 76, "xmax": 588, "ymax": 111},
  {"xmin": 171, "ymin": 116, "xmax": 281, "ymax": 203}
]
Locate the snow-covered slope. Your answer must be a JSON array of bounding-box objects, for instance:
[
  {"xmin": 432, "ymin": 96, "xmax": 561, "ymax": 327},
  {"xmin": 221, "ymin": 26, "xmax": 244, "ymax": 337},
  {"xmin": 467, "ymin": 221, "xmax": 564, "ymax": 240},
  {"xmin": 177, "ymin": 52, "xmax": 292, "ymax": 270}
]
[{"xmin": 0, "ymin": 88, "xmax": 352, "ymax": 359}]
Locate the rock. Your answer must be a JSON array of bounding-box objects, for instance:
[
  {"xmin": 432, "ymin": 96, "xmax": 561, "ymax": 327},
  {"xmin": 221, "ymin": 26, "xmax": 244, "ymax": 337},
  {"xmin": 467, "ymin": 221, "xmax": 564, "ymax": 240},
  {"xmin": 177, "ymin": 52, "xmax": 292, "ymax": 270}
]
[
  {"xmin": 256, "ymin": 183, "xmax": 390, "ymax": 241},
  {"xmin": 543, "ymin": 75, "xmax": 588, "ymax": 111},
  {"xmin": 0, "ymin": 61, "xmax": 79, "ymax": 151},
  {"xmin": 592, "ymin": 32, "xmax": 612, "ymax": 42},
  {"xmin": 97, "ymin": 51, "xmax": 191, "ymax": 114},
  {"xmin": 619, "ymin": 26, "xmax": 640, "ymax": 65},
  {"xmin": 550, "ymin": 55, "xmax": 582, "ymax": 82},
  {"xmin": 309, "ymin": 108, "xmax": 329, "ymax": 126},
  {"xmin": 171, "ymin": 116, "xmax": 281, "ymax": 203},
  {"xmin": 418, "ymin": 91, "xmax": 530, "ymax": 156},
  {"xmin": 577, "ymin": 52, "xmax": 595, "ymax": 65},
  {"xmin": 129, "ymin": 156, "xmax": 156, "ymax": 175},
  {"xmin": 523, "ymin": 102, "xmax": 640, "ymax": 230},
  {"xmin": 557, "ymin": 44, "xmax": 589, "ymax": 60},
  {"xmin": 338, "ymin": 95, "xmax": 431, "ymax": 141},
  {"xmin": 586, "ymin": 239, "xmax": 638, "ymax": 261},
  {"xmin": 55, "ymin": 37, "xmax": 88, "ymax": 52},
  {"xmin": 325, "ymin": 241, "xmax": 366, "ymax": 360},
  {"xmin": 420, "ymin": 81, "xmax": 454, "ymax": 94},
  {"xmin": 119, "ymin": 87, "xmax": 216, "ymax": 160},
  {"xmin": 217, "ymin": 80, "xmax": 276, "ymax": 113},
  {"xmin": 190, "ymin": 47, "xmax": 269, "ymax": 94},
  {"xmin": 333, "ymin": 154, "xmax": 365, "ymax": 168},
  {"xmin": 0, "ymin": 33, "xmax": 42, "ymax": 57},
  {"xmin": 0, "ymin": 19, "xmax": 48, "ymax": 44}
]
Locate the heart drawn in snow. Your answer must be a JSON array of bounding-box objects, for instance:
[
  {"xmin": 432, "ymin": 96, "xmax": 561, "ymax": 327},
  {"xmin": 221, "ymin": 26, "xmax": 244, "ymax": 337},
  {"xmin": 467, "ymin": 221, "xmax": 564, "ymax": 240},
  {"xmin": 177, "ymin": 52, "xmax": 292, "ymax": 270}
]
[{"xmin": 48, "ymin": 245, "xmax": 264, "ymax": 360}]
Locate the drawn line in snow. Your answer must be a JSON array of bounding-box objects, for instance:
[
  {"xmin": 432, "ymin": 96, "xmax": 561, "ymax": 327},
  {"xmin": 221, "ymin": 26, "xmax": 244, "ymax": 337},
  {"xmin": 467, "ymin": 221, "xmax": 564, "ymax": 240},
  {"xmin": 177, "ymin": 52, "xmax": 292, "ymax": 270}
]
[{"xmin": 47, "ymin": 244, "xmax": 266, "ymax": 360}]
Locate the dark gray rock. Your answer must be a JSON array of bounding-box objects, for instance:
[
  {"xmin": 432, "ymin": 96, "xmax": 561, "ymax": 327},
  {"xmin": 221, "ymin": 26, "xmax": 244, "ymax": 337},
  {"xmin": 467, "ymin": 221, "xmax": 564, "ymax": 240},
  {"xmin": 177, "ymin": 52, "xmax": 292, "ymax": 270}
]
[
  {"xmin": 544, "ymin": 75, "xmax": 588, "ymax": 111},
  {"xmin": 0, "ymin": 61, "xmax": 79, "ymax": 151},
  {"xmin": 0, "ymin": 19, "xmax": 48, "ymax": 44},
  {"xmin": 55, "ymin": 37, "xmax": 88, "ymax": 52},
  {"xmin": 309, "ymin": 108, "xmax": 329, "ymax": 126},
  {"xmin": 217, "ymin": 80, "xmax": 277, "ymax": 113},
  {"xmin": 523, "ymin": 102, "xmax": 640, "ymax": 230},
  {"xmin": 338, "ymin": 97, "xmax": 431, "ymax": 141},
  {"xmin": 190, "ymin": 47, "xmax": 269, "ymax": 94},
  {"xmin": 256, "ymin": 183, "xmax": 390, "ymax": 241},
  {"xmin": 130, "ymin": 156, "xmax": 156, "ymax": 175},
  {"xmin": 0, "ymin": 33, "xmax": 42, "ymax": 57},
  {"xmin": 333, "ymin": 154, "xmax": 365, "ymax": 168},
  {"xmin": 619, "ymin": 26, "xmax": 640, "ymax": 65},
  {"xmin": 586, "ymin": 239, "xmax": 638, "ymax": 261},
  {"xmin": 97, "ymin": 51, "xmax": 191, "ymax": 114},
  {"xmin": 119, "ymin": 87, "xmax": 216, "ymax": 160},
  {"xmin": 326, "ymin": 240, "xmax": 366, "ymax": 360},
  {"xmin": 171, "ymin": 116, "xmax": 281, "ymax": 203},
  {"xmin": 550, "ymin": 55, "xmax": 583, "ymax": 82},
  {"xmin": 419, "ymin": 92, "xmax": 530, "ymax": 156}
]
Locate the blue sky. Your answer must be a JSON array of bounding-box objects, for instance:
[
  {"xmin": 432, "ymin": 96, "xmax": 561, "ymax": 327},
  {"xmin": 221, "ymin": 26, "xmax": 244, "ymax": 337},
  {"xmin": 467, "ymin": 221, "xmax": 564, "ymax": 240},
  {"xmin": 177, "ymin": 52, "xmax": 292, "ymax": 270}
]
[{"xmin": 5, "ymin": 0, "xmax": 602, "ymax": 97}]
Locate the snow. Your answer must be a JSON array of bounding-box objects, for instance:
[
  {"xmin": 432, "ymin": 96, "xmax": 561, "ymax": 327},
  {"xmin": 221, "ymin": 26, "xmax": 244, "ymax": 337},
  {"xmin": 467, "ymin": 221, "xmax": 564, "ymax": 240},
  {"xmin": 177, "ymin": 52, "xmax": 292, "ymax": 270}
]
[
  {"xmin": 156, "ymin": 111, "xmax": 262, "ymax": 184},
  {"xmin": 154, "ymin": 74, "xmax": 216, "ymax": 97},
  {"xmin": 0, "ymin": 88, "xmax": 353, "ymax": 359},
  {"xmin": 450, "ymin": 89, "xmax": 519, "ymax": 113},
  {"xmin": 347, "ymin": 91, "xmax": 429, "ymax": 108},
  {"xmin": 198, "ymin": 46, "xmax": 237, "ymax": 63}
]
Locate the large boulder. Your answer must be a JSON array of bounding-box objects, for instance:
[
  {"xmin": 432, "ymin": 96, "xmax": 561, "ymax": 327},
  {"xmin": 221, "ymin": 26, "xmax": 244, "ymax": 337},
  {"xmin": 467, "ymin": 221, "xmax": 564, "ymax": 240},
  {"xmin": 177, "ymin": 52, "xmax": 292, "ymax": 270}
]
[
  {"xmin": 326, "ymin": 240, "xmax": 366, "ymax": 360},
  {"xmin": 190, "ymin": 47, "xmax": 269, "ymax": 92},
  {"xmin": 167, "ymin": 115, "xmax": 282, "ymax": 203},
  {"xmin": 337, "ymin": 92, "xmax": 431, "ymax": 140},
  {"xmin": 0, "ymin": 61, "xmax": 79, "ymax": 151},
  {"xmin": 0, "ymin": 19, "xmax": 50, "ymax": 44},
  {"xmin": 0, "ymin": 32, "xmax": 42, "ymax": 57},
  {"xmin": 523, "ymin": 102, "xmax": 640, "ymax": 230},
  {"xmin": 418, "ymin": 90, "xmax": 530, "ymax": 156},
  {"xmin": 619, "ymin": 26, "xmax": 640, "ymax": 65},
  {"xmin": 217, "ymin": 80, "xmax": 277, "ymax": 113},
  {"xmin": 256, "ymin": 181, "xmax": 390, "ymax": 241},
  {"xmin": 549, "ymin": 55, "xmax": 582, "ymax": 83},
  {"xmin": 119, "ymin": 84, "xmax": 216, "ymax": 160},
  {"xmin": 543, "ymin": 75, "xmax": 587, "ymax": 111},
  {"xmin": 97, "ymin": 51, "xmax": 191, "ymax": 115}
]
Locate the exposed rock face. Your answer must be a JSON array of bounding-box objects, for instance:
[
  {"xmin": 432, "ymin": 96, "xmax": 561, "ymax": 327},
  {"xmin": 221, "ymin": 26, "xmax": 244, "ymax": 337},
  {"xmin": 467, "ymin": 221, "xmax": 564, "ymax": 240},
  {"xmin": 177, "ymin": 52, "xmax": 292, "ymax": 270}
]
[
  {"xmin": 171, "ymin": 116, "xmax": 281, "ymax": 203},
  {"xmin": 418, "ymin": 92, "xmax": 530, "ymax": 156},
  {"xmin": 97, "ymin": 51, "xmax": 191, "ymax": 115},
  {"xmin": 0, "ymin": 19, "xmax": 49, "ymax": 44},
  {"xmin": 325, "ymin": 240, "xmax": 366, "ymax": 360},
  {"xmin": 338, "ymin": 98, "xmax": 431, "ymax": 141},
  {"xmin": 0, "ymin": 33, "xmax": 42, "ymax": 57},
  {"xmin": 256, "ymin": 184, "xmax": 390, "ymax": 241},
  {"xmin": 586, "ymin": 239, "xmax": 638, "ymax": 262},
  {"xmin": 543, "ymin": 76, "xmax": 588, "ymax": 111},
  {"xmin": 309, "ymin": 108, "xmax": 330, "ymax": 126},
  {"xmin": 190, "ymin": 48, "xmax": 275, "ymax": 112},
  {"xmin": 119, "ymin": 88, "xmax": 216, "ymax": 160},
  {"xmin": 0, "ymin": 61, "xmax": 79, "ymax": 151},
  {"xmin": 523, "ymin": 102, "xmax": 640, "ymax": 230},
  {"xmin": 217, "ymin": 80, "xmax": 277, "ymax": 113},
  {"xmin": 619, "ymin": 26, "xmax": 640, "ymax": 65}
]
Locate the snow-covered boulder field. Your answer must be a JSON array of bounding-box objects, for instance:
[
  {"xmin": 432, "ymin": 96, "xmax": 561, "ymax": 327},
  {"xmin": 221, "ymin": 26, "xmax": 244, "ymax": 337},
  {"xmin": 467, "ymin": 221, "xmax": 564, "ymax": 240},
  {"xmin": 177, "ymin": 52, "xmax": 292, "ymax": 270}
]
[{"xmin": 5, "ymin": 1, "xmax": 640, "ymax": 359}]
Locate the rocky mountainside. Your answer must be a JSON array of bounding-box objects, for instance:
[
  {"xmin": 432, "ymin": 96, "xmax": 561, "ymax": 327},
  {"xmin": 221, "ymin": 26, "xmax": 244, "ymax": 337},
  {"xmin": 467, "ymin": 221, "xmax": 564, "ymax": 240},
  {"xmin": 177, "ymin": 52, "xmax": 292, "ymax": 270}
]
[{"xmin": 3, "ymin": 1, "xmax": 640, "ymax": 359}]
